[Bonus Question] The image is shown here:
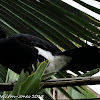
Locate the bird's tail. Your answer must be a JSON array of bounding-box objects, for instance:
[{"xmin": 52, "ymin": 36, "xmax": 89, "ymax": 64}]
[{"xmin": 58, "ymin": 46, "xmax": 100, "ymax": 71}]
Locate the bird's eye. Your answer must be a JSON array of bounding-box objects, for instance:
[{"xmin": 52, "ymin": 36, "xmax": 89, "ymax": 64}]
[{"xmin": 30, "ymin": 43, "xmax": 33, "ymax": 46}]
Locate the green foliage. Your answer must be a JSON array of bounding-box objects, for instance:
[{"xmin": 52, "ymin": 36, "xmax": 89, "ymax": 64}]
[
  {"xmin": 18, "ymin": 61, "xmax": 49, "ymax": 96},
  {"xmin": 11, "ymin": 71, "xmax": 29, "ymax": 96},
  {"xmin": 3, "ymin": 61, "xmax": 49, "ymax": 100},
  {"xmin": 68, "ymin": 86, "xmax": 97, "ymax": 99}
]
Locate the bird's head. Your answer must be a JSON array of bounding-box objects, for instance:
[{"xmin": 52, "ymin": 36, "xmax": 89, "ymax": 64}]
[{"xmin": 0, "ymin": 28, "xmax": 7, "ymax": 39}]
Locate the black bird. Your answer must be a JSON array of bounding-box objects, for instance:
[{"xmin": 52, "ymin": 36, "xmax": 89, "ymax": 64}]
[
  {"xmin": 0, "ymin": 28, "xmax": 100, "ymax": 74},
  {"xmin": 0, "ymin": 28, "xmax": 61, "ymax": 74}
]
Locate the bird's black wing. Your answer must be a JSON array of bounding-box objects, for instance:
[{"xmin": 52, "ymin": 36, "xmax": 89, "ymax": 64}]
[
  {"xmin": 11, "ymin": 34, "xmax": 61, "ymax": 61},
  {"xmin": 11, "ymin": 34, "xmax": 61, "ymax": 53},
  {"xmin": 0, "ymin": 28, "xmax": 60, "ymax": 54}
]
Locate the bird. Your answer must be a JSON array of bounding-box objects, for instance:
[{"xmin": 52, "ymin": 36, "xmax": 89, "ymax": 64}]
[
  {"xmin": 0, "ymin": 28, "xmax": 100, "ymax": 74},
  {"xmin": 0, "ymin": 28, "xmax": 61, "ymax": 74}
]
